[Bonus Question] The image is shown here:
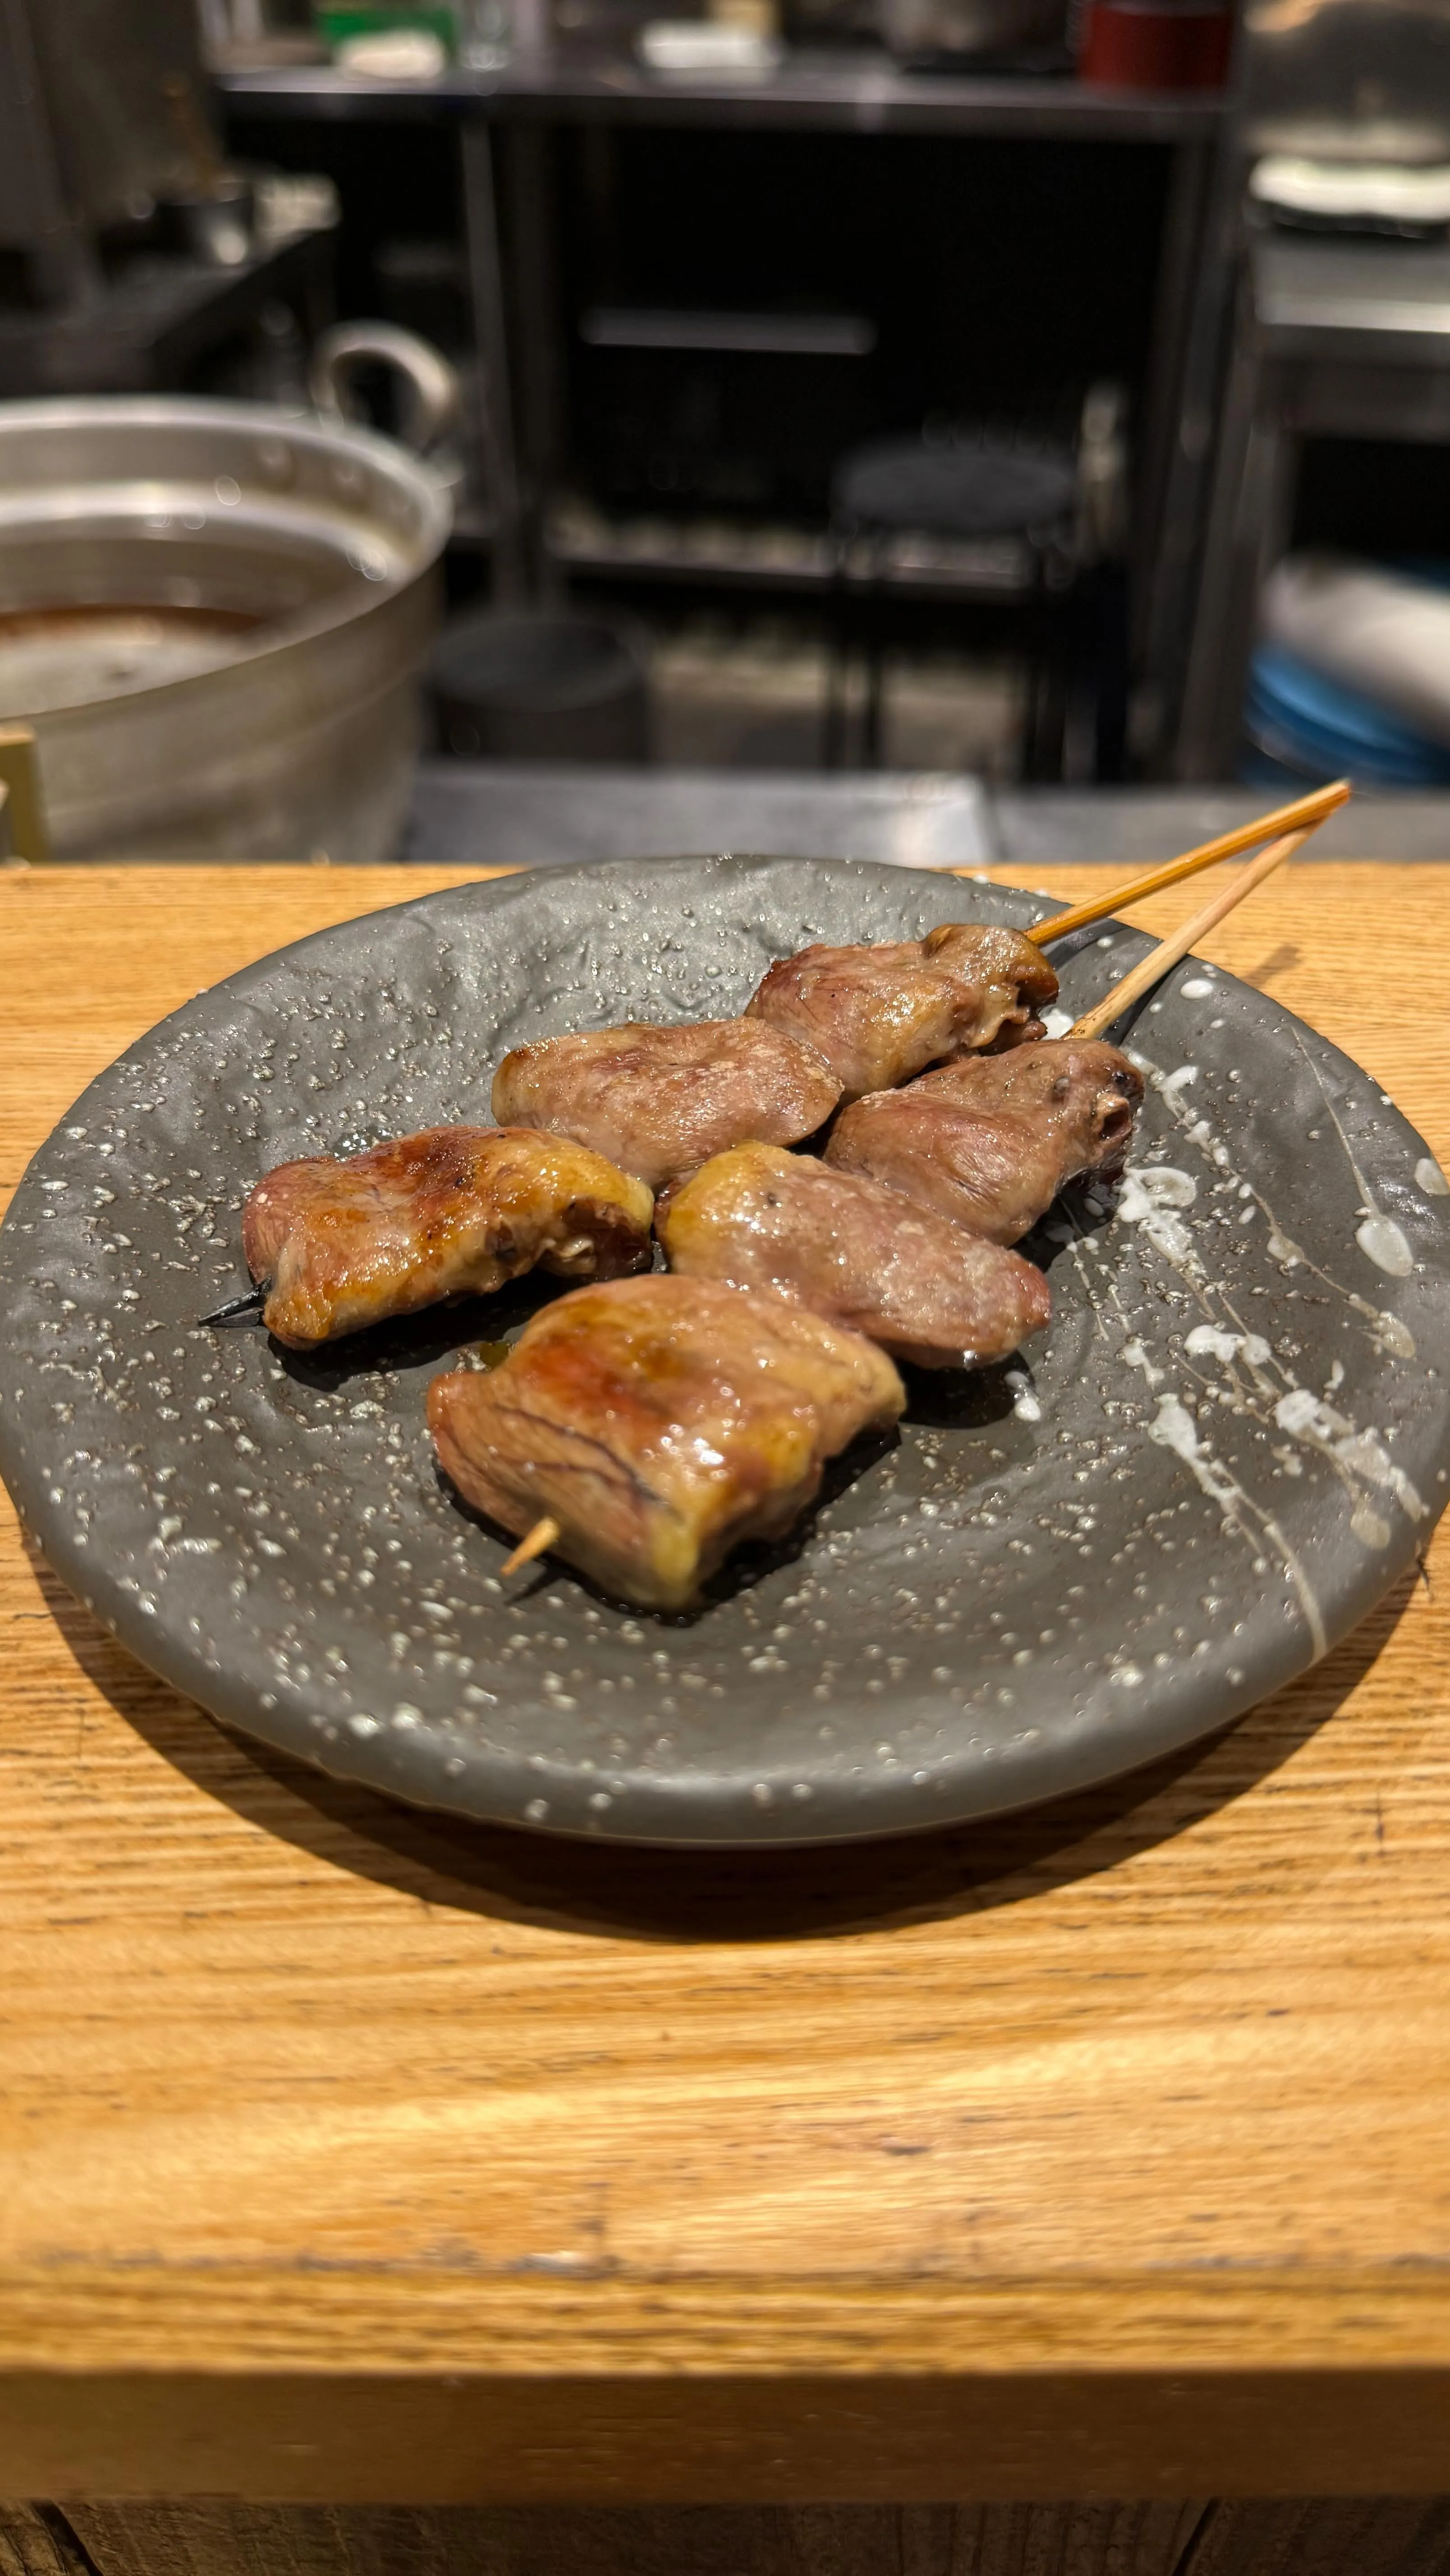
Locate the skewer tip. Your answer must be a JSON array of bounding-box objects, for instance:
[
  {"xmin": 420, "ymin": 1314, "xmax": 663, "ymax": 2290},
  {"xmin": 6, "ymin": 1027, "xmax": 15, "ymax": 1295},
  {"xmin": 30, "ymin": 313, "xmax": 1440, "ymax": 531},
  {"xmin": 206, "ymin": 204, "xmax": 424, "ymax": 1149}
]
[
  {"xmin": 501, "ymin": 1516, "xmax": 561, "ymax": 1577},
  {"xmin": 197, "ymin": 1283, "xmax": 269, "ymax": 1327}
]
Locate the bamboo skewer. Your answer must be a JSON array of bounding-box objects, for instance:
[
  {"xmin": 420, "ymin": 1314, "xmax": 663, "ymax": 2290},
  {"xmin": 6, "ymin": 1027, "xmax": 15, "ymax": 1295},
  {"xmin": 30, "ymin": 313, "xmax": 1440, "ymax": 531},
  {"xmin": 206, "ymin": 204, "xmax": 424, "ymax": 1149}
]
[
  {"xmin": 1069, "ymin": 826, "xmax": 1309, "ymax": 1044},
  {"xmin": 1019, "ymin": 778, "xmax": 1349, "ymax": 950},
  {"xmin": 501, "ymin": 1516, "xmax": 561, "ymax": 1576}
]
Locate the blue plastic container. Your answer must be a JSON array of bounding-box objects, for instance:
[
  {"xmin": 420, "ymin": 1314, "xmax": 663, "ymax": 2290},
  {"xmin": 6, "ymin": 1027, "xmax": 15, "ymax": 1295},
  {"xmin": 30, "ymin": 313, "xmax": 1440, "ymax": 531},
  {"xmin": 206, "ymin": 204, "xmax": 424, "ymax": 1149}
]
[{"xmin": 1244, "ymin": 639, "xmax": 1450, "ymax": 790}]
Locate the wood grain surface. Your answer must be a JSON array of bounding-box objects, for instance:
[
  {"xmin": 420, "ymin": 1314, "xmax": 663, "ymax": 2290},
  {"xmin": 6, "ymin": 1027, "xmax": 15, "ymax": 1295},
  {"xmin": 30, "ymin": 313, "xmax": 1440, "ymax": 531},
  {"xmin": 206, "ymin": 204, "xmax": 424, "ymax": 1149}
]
[
  {"xmin": 14, "ymin": 2496, "xmax": 1450, "ymax": 2576},
  {"xmin": 13, "ymin": 2494, "xmax": 1450, "ymax": 2576},
  {"xmin": 3, "ymin": 862, "xmax": 1450, "ymax": 2506}
]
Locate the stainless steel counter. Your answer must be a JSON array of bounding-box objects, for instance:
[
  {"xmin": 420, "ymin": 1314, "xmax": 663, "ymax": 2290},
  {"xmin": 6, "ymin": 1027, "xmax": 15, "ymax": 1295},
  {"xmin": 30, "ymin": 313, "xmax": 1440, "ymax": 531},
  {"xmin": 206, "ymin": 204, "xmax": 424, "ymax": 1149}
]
[{"xmin": 401, "ymin": 761, "xmax": 1450, "ymax": 868}]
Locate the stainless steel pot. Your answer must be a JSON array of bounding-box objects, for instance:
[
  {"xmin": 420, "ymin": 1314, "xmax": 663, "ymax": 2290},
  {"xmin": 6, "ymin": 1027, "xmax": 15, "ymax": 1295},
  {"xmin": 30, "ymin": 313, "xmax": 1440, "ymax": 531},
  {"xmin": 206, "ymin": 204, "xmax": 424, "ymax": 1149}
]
[{"xmin": 0, "ymin": 327, "xmax": 455, "ymax": 864}]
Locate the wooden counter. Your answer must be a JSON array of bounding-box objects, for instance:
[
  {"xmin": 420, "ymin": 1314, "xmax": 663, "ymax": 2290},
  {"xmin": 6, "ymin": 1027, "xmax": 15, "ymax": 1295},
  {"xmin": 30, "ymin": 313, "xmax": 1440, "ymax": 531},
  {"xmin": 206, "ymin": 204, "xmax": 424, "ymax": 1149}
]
[{"xmin": 3, "ymin": 863, "xmax": 1450, "ymax": 2521}]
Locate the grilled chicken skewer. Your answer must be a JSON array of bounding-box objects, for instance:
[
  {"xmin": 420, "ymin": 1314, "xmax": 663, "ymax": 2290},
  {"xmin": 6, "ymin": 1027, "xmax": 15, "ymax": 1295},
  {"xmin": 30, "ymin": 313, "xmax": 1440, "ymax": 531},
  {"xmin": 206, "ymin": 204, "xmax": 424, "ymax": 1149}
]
[
  {"xmin": 658, "ymin": 1142, "xmax": 1050, "ymax": 1369},
  {"xmin": 484, "ymin": 793, "xmax": 1345, "ymax": 1189},
  {"xmin": 437, "ymin": 823, "xmax": 1320, "ymax": 1601},
  {"xmin": 492, "ymin": 1018, "xmax": 841, "ymax": 1188},
  {"xmin": 429, "ymin": 1275, "xmax": 904, "ymax": 1611},
  {"xmin": 235, "ymin": 1125, "xmax": 652, "ymax": 1351}
]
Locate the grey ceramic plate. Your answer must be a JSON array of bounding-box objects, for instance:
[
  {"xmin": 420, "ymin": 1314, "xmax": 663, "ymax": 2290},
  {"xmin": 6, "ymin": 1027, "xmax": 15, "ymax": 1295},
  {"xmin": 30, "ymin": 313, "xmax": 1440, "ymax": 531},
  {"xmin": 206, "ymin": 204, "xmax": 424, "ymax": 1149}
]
[{"xmin": 3, "ymin": 853, "xmax": 1449, "ymax": 1846}]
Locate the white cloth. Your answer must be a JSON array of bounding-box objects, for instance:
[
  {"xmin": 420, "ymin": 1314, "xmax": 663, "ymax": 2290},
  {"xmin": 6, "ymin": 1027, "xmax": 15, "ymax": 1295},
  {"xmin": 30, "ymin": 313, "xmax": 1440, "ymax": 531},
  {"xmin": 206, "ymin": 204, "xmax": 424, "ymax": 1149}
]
[
  {"xmin": 1262, "ymin": 552, "xmax": 1450, "ymax": 744},
  {"xmin": 336, "ymin": 27, "xmax": 447, "ymax": 77}
]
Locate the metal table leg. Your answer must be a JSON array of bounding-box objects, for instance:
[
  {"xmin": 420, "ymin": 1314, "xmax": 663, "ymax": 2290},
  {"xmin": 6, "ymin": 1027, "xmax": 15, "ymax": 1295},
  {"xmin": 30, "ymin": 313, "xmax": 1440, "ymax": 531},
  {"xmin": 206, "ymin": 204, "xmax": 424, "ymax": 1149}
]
[
  {"xmin": 1175, "ymin": 279, "xmax": 1295, "ymax": 780},
  {"xmin": 459, "ymin": 121, "xmax": 528, "ymax": 603}
]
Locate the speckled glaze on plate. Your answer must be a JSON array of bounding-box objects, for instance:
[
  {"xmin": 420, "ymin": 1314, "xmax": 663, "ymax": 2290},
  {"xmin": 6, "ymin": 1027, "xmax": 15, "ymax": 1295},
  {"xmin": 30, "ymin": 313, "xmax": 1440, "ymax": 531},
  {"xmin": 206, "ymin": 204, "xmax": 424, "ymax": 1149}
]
[{"xmin": 2, "ymin": 853, "xmax": 1449, "ymax": 1846}]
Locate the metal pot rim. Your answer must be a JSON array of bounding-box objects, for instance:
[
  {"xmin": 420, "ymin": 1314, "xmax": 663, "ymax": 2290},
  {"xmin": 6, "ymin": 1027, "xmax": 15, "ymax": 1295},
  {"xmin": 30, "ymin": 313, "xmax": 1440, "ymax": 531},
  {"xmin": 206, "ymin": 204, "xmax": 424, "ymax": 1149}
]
[
  {"xmin": 0, "ymin": 394, "xmax": 453, "ymax": 722},
  {"xmin": 0, "ymin": 389, "xmax": 453, "ymax": 500}
]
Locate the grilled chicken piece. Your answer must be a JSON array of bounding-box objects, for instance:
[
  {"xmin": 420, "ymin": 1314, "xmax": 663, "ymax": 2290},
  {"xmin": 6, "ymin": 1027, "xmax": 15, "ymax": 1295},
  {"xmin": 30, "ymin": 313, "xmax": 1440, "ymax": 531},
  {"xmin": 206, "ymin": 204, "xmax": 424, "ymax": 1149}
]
[
  {"xmin": 745, "ymin": 922, "xmax": 1059, "ymax": 1100},
  {"xmin": 428, "ymin": 1274, "xmax": 904, "ymax": 1611},
  {"xmin": 491, "ymin": 1018, "xmax": 841, "ymax": 1189},
  {"xmin": 242, "ymin": 1126, "xmax": 652, "ymax": 1350},
  {"xmin": 659, "ymin": 1143, "xmax": 1050, "ymax": 1371},
  {"xmin": 827, "ymin": 1039, "xmax": 1143, "ymax": 1245}
]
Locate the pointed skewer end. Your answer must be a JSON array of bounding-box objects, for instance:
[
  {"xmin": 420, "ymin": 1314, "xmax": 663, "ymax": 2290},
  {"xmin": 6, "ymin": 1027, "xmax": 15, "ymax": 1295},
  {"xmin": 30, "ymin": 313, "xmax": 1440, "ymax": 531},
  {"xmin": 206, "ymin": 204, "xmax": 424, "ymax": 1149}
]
[
  {"xmin": 197, "ymin": 1283, "xmax": 269, "ymax": 1327},
  {"xmin": 501, "ymin": 1516, "xmax": 561, "ymax": 1577}
]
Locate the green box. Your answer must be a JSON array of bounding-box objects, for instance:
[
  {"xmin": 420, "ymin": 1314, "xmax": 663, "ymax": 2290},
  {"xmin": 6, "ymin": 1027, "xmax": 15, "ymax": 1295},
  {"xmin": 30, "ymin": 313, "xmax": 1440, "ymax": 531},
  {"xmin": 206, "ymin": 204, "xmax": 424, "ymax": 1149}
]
[{"xmin": 317, "ymin": 6, "xmax": 459, "ymax": 55}]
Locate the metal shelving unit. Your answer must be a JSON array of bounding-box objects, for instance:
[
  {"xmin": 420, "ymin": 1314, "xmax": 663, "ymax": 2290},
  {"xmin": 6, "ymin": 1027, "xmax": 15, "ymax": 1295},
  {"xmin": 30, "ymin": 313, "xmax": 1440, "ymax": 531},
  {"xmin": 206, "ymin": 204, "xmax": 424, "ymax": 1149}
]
[{"xmin": 222, "ymin": 52, "xmax": 1235, "ymax": 768}]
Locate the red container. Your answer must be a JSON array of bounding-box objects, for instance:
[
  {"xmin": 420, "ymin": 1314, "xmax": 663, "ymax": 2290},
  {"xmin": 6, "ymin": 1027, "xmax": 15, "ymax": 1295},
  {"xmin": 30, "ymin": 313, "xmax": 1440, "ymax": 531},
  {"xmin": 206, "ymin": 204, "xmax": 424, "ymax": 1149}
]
[{"xmin": 1079, "ymin": 0, "xmax": 1232, "ymax": 88}]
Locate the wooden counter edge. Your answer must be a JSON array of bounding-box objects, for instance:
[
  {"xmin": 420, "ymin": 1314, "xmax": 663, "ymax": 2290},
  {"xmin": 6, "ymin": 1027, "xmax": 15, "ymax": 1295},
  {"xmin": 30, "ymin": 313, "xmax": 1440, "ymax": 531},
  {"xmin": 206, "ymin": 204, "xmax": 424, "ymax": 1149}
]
[
  {"xmin": 7, "ymin": 2269, "xmax": 1450, "ymax": 2500},
  {"xmin": 5, "ymin": 2364, "xmax": 1450, "ymax": 2502}
]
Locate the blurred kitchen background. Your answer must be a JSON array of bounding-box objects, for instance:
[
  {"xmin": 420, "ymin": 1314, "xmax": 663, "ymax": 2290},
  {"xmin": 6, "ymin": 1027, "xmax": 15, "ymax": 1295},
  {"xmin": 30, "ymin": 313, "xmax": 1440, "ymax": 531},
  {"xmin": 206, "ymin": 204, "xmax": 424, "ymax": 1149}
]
[{"xmin": 5, "ymin": 0, "xmax": 1450, "ymax": 863}]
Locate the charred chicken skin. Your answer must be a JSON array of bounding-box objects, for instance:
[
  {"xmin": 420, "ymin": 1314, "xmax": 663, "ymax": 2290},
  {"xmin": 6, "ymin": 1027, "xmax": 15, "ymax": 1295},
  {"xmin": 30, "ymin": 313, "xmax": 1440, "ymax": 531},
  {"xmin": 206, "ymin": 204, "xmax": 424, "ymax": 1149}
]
[
  {"xmin": 491, "ymin": 1018, "xmax": 842, "ymax": 1190},
  {"xmin": 241, "ymin": 1125, "xmax": 653, "ymax": 1351},
  {"xmin": 658, "ymin": 1142, "xmax": 1050, "ymax": 1371},
  {"xmin": 745, "ymin": 922, "xmax": 1059, "ymax": 1101},
  {"xmin": 826, "ymin": 1038, "xmax": 1143, "ymax": 1244},
  {"xmin": 427, "ymin": 1274, "xmax": 904, "ymax": 1611}
]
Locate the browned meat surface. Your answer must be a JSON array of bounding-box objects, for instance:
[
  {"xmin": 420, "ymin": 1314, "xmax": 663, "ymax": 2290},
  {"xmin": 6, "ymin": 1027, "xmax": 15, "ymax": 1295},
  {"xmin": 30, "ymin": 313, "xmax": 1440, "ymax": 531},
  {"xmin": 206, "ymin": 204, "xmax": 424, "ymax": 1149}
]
[
  {"xmin": 745, "ymin": 921, "xmax": 1059, "ymax": 1100},
  {"xmin": 658, "ymin": 1142, "xmax": 1050, "ymax": 1371},
  {"xmin": 827, "ymin": 1040, "xmax": 1143, "ymax": 1244},
  {"xmin": 428, "ymin": 1274, "xmax": 904, "ymax": 1610},
  {"xmin": 491, "ymin": 1019, "xmax": 841, "ymax": 1189},
  {"xmin": 241, "ymin": 1126, "xmax": 653, "ymax": 1350}
]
